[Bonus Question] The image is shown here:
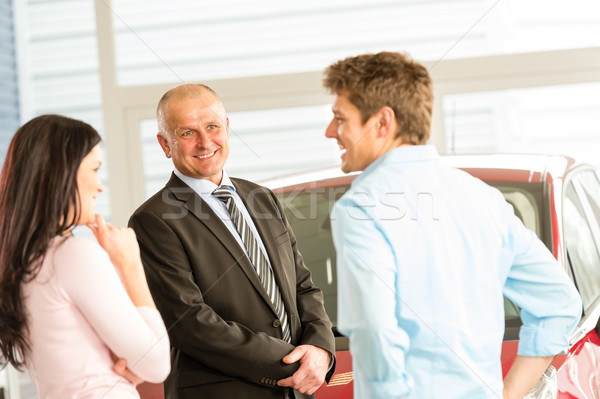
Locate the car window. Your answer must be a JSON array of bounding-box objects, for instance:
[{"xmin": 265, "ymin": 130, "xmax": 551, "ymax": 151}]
[
  {"xmin": 279, "ymin": 185, "xmax": 348, "ymax": 327},
  {"xmin": 563, "ymin": 176, "xmax": 600, "ymax": 310},
  {"xmin": 573, "ymin": 170, "xmax": 600, "ymax": 232},
  {"xmin": 488, "ymin": 183, "xmax": 544, "ymax": 241}
]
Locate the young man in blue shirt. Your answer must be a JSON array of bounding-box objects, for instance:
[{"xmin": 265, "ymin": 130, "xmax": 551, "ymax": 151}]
[{"xmin": 323, "ymin": 51, "xmax": 582, "ymax": 399}]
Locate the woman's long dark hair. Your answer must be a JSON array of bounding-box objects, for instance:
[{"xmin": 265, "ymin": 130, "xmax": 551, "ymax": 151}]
[{"xmin": 0, "ymin": 114, "xmax": 101, "ymax": 369}]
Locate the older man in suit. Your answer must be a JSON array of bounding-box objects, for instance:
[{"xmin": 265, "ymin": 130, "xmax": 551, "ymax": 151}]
[{"xmin": 128, "ymin": 83, "xmax": 335, "ymax": 399}]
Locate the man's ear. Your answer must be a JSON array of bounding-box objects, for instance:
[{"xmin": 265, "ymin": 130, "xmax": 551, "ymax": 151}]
[
  {"xmin": 157, "ymin": 133, "xmax": 172, "ymax": 158},
  {"xmin": 377, "ymin": 106, "xmax": 397, "ymax": 138}
]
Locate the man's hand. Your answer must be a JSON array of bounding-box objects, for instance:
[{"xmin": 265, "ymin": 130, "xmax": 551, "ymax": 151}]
[
  {"xmin": 111, "ymin": 353, "xmax": 144, "ymax": 387},
  {"xmin": 503, "ymin": 355, "xmax": 553, "ymax": 399},
  {"xmin": 277, "ymin": 345, "xmax": 331, "ymax": 395}
]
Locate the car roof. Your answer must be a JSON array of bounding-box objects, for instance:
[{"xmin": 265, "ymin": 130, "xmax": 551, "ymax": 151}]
[
  {"xmin": 261, "ymin": 153, "xmax": 579, "ymax": 191},
  {"xmin": 442, "ymin": 153, "xmax": 577, "ymax": 183}
]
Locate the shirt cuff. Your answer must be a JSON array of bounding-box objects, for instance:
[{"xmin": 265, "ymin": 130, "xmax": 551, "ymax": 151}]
[{"xmin": 518, "ymin": 325, "xmax": 570, "ymax": 356}]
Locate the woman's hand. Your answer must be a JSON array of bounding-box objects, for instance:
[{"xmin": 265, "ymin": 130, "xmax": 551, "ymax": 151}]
[
  {"xmin": 87, "ymin": 214, "xmax": 142, "ymax": 275},
  {"xmin": 111, "ymin": 352, "xmax": 144, "ymax": 387}
]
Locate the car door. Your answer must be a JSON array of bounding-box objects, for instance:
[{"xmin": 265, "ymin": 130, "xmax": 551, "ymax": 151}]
[{"xmin": 558, "ymin": 167, "xmax": 600, "ymax": 398}]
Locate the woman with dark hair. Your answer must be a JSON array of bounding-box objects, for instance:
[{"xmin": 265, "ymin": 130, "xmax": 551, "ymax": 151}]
[{"xmin": 0, "ymin": 115, "xmax": 170, "ymax": 398}]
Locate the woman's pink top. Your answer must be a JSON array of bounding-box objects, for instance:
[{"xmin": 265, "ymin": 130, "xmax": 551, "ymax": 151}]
[{"xmin": 22, "ymin": 235, "xmax": 170, "ymax": 398}]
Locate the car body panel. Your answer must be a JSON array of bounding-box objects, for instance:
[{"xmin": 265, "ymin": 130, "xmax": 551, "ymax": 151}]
[{"xmin": 557, "ymin": 330, "xmax": 600, "ymax": 398}]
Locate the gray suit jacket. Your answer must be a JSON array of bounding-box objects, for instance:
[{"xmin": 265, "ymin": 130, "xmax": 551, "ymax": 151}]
[{"xmin": 129, "ymin": 174, "xmax": 335, "ymax": 399}]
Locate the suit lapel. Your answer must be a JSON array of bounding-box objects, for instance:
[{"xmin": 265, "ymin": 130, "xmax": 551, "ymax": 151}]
[
  {"xmin": 165, "ymin": 174, "xmax": 278, "ymax": 316},
  {"xmin": 233, "ymin": 179, "xmax": 295, "ymax": 326}
]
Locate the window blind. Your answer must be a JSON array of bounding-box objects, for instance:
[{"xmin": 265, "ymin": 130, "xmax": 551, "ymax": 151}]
[
  {"xmin": 443, "ymin": 83, "xmax": 600, "ymax": 166},
  {"xmin": 0, "ymin": 0, "xmax": 20, "ymax": 165},
  {"xmin": 18, "ymin": 0, "xmax": 110, "ymax": 219}
]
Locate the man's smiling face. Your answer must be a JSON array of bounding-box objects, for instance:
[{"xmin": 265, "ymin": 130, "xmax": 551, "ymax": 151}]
[
  {"xmin": 325, "ymin": 91, "xmax": 381, "ymax": 173},
  {"xmin": 158, "ymin": 91, "xmax": 230, "ymax": 185}
]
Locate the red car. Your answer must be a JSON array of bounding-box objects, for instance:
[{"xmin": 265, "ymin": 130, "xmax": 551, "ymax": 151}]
[
  {"xmin": 139, "ymin": 154, "xmax": 600, "ymax": 399},
  {"xmin": 263, "ymin": 154, "xmax": 600, "ymax": 399}
]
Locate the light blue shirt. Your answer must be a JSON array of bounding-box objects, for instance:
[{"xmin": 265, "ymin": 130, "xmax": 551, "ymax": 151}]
[
  {"xmin": 173, "ymin": 169, "xmax": 272, "ymax": 266},
  {"xmin": 330, "ymin": 145, "xmax": 582, "ymax": 399}
]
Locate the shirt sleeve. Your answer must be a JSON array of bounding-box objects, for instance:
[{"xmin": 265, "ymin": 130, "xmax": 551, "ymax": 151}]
[
  {"xmin": 331, "ymin": 198, "xmax": 412, "ymax": 399},
  {"xmin": 54, "ymin": 237, "xmax": 171, "ymax": 383},
  {"xmin": 500, "ymin": 196, "xmax": 582, "ymax": 357}
]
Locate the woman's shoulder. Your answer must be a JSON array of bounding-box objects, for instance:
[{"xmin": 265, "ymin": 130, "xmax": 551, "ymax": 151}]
[
  {"xmin": 51, "ymin": 235, "xmax": 110, "ymax": 268},
  {"xmin": 54, "ymin": 234, "xmax": 101, "ymax": 253}
]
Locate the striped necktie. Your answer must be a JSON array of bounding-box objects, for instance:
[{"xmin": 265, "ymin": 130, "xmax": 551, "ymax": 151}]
[{"xmin": 213, "ymin": 185, "xmax": 291, "ymax": 343}]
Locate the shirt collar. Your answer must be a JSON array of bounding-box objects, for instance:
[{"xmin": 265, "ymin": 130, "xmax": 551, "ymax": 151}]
[
  {"xmin": 173, "ymin": 169, "xmax": 237, "ymax": 195},
  {"xmin": 354, "ymin": 145, "xmax": 440, "ymax": 185},
  {"xmin": 220, "ymin": 172, "xmax": 236, "ymax": 191}
]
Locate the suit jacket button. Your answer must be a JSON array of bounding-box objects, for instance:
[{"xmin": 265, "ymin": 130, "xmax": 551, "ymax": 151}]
[
  {"xmin": 272, "ymin": 319, "xmax": 282, "ymax": 328},
  {"xmin": 260, "ymin": 377, "xmax": 266, "ymax": 384}
]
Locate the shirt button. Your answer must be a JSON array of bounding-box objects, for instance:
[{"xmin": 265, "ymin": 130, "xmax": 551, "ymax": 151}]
[{"xmin": 273, "ymin": 319, "xmax": 282, "ymax": 328}]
